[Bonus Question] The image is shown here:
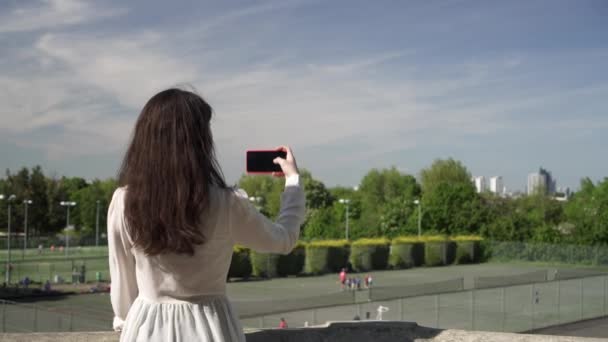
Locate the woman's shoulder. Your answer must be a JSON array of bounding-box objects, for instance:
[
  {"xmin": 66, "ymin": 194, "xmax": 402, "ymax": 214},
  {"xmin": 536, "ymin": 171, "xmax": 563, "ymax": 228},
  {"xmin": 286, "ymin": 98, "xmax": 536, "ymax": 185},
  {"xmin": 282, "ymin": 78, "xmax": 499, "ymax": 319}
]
[
  {"xmin": 109, "ymin": 186, "xmax": 128, "ymax": 207},
  {"xmin": 211, "ymin": 186, "xmax": 251, "ymax": 214},
  {"xmin": 112, "ymin": 186, "xmax": 127, "ymax": 198},
  {"xmin": 213, "ymin": 185, "xmax": 248, "ymax": 200},
  {"xmin": 114, "ymin": 186, "xmax": 127, "ymax": 194}
]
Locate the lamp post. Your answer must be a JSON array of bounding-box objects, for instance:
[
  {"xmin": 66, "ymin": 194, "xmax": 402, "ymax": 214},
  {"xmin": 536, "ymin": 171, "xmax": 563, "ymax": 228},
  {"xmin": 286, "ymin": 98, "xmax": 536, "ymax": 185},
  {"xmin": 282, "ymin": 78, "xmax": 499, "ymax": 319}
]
[
  {"xmin": 95, "ymin": 200, "xmax": 100, "ymax": 247},
  {"xmin": 338, "ymin": 199, "xmax": 351, "ymax": 240},
  {"xmin": 1, "ymin": 194, "xmax": 17, "ymax": 283},
  {"xmin": 22, "ymin": 200, "xmax": 32, "ymax": 259},
  {"xmin": 60, "ymin": 201, "xmax": 77, "ymax": 257},
  {"xmin": 413, "ymin": 199, "xmax": 422, "ymax": 237}
]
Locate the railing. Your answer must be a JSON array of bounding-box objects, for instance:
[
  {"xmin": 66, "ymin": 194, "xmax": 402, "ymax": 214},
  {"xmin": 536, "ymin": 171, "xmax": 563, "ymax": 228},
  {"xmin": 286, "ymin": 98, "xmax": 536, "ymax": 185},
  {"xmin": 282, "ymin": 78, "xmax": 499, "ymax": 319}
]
[{"xmin": 1, "ymin": 321, "xmax": 605, "ymax": 342}]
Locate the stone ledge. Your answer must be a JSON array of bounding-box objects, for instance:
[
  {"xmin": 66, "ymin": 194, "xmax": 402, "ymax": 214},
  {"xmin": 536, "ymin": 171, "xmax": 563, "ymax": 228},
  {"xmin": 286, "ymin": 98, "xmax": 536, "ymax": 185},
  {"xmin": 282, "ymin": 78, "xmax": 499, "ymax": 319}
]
[{"xmin": 0, "ymin": 321, "xmax": 605, "ymax": 342}]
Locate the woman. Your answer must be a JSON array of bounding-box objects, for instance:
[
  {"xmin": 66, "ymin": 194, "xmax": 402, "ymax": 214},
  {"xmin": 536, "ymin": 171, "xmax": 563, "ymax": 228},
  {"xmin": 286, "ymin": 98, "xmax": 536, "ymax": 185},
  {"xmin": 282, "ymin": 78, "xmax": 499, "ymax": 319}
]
[{"xmin": 108, "ymin": 88, "xmax": 305, "ymax": 341}]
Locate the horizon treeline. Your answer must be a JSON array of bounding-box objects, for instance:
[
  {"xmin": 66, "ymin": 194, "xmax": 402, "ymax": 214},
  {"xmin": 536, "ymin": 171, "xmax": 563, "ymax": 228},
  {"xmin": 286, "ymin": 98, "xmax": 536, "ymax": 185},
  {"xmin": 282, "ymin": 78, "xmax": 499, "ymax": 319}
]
[{"xmin": 1, "ymin": 159, "xmax": 607, "ymax": 246}]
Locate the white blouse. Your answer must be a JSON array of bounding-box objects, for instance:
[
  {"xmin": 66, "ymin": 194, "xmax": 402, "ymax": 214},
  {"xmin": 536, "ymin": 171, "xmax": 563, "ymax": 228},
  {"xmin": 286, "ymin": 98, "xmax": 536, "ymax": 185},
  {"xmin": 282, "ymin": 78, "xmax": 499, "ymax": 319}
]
[{"xmin": 108, "ymin": 176, "xmax": 305, "ymax": 341}]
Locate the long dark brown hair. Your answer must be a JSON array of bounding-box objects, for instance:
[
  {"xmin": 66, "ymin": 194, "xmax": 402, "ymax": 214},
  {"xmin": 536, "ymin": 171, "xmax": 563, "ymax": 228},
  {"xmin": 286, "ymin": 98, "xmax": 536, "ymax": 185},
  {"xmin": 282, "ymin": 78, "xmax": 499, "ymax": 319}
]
[{"xmin": 118, "ymin": 88, "xmax": 227, "ymax": 256}]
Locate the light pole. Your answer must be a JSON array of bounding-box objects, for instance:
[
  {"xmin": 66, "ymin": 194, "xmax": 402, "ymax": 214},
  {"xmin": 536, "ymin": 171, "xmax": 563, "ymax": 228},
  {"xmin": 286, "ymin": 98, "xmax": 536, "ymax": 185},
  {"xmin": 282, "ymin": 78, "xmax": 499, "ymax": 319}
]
[
  {"xmin": 22, "ymin": 200, "xmax": 32, "ymax": 259},
  {"xmin": 338, "ymin": 199, "xmax": 351, "ymax": 240},
  {"xmin": 413, "ymin": 199, "xmax": 422, "ymax": 237},
  {"xmin": 1, "ymin": 194, "xmax": 17, "ymax": 283},
  {"xmin": 60, "ymin": 201, "xmax": 77, "ymax": 257},
  {"xmin": 95, "ymin": 200, "xmax": 100, "ymax": 247}
]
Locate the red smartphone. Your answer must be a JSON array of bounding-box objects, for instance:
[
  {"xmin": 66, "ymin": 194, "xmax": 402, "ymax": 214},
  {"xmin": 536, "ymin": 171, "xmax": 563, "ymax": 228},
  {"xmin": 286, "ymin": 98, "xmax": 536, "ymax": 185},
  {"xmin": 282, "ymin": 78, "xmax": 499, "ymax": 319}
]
[{"xmin": 246, "ymin": 149, "xmax": 287, "ymax": 174}]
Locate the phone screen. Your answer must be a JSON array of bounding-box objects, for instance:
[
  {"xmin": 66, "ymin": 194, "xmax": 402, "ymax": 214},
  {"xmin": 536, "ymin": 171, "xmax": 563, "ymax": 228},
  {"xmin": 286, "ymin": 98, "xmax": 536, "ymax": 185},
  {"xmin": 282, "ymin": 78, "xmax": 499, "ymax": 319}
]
[{"xmin": 247, "ymin": 150, "xmax": 287, "ymax": 173}]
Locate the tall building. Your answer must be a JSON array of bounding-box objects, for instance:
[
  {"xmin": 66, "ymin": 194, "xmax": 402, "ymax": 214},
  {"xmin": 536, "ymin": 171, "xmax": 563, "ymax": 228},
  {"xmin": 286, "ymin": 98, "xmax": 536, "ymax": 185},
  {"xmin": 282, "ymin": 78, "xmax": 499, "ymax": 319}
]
[
  {"xmin": 527, "ymin": 167, "xmax": 556, "ymax": 195},
  {"xmin": 489, "ymin": 176, "xmax": 504, "ymax": 195},
  {"xmin": 472, "ymin": 176, "xmax": 487, "ymax": 193}
]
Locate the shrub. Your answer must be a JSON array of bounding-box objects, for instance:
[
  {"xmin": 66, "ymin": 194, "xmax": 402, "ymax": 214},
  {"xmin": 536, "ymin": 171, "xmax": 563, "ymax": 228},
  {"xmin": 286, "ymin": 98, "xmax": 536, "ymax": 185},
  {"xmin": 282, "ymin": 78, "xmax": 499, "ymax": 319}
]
[
  {"xmin": 228, "ymin": 245, "xmax": 252, "ymax": 279},
  {"xmin": 304, "ymin": 240, "xmax": 350, "ymax": 274},
  {"xmin": 389, "ymin": 236, "xmax": 424, "ymax": 269},
  {"xmin": 452, "ymin": 235, "xmax": 483, "ymax": 264},
  {"xmin": 350, "ymin": 238, "xmax": 390, "ymax": 272},
  {"xmin": 421, "ymin": 235, "xmax": 456, "ymax": 266},
  {"xmin": 251, "ymin": 251, "xmax": 280, "ymax": 278},
  {"xmin": 277, "ymin": 242, "xmax": 307, "ymax": 276}
]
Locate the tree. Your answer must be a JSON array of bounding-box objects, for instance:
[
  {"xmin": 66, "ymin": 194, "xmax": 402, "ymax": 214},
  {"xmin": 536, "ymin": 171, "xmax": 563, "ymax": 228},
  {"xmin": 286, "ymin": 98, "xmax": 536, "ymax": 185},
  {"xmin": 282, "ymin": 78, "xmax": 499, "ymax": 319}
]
[
  {"xmin": 3, "ymin": 168, "xmax": 30, "ymax": 234},
  {"xmin": 379, "ymin": 196, "xmax": 418, "ymax": 238},
  {"xmin": 46, "ymin": 177, "xmax": 71, "ymax": 234},
  {"xmin": 422, "ymin": 181, "xmax": 483, "ymax": 235},
  {"xmin": 419, "ymin": 159, "xmax": 480, "ymax": 235},
  {"xmin": 420, "ymin": 158, "xmax": 472, "ymax": 193},
  {"xmin": 357, "ymin": 167, "xmax": 421, "ymax": 236},
  {"xmin": 300, "ymin": 170, "xmax": 334, "ymax": 210},
  {"xmin": 25, "ymin": 166, "xmax": 48, "ymax": 240},
  {"xmin": 565, "ymin": 177, "xmax": 608, "ymax": 245},
  {"xmin": 301, "ymin": 206, "xmax": 343, "ymax": 240},
  {"xmin": 238, "ymin": 174, "xmax": 283, "ymax": 217},
  {"xmin": 72, "ymin": 180, "xmax": 115, "ymax": 236}
]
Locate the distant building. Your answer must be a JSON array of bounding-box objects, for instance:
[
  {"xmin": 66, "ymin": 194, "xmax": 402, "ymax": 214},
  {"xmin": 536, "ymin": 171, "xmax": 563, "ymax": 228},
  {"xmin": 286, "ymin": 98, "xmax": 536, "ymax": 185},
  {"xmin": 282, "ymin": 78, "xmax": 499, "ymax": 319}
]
[
  {"xmin": 489, "ymin": 176, "xmax": 504, "ymax": 195},
  {"xmin": 527, "ymin": 167, "xmax": 556, "ymax": 195},
  {"xmin": 472, "ymin": 176, "xmax": 487, "ymax": 193}
]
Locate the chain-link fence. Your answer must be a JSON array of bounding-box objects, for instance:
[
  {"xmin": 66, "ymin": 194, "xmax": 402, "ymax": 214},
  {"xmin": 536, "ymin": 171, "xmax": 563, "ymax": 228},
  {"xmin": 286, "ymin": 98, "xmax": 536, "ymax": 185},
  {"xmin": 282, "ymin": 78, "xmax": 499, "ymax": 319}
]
[
  {"xmin": 0, "ymin": 237, "xmax": 108, "ymax": 251},
  {"xmin": 0, "ymin": 256, "xmax": 109, "ymax": 285},
  {"xmin": 0, "ymin": 299, "xmax": 112, "ymax": 333},
  {"xmin": 0, "ymin": 270, "xmax": 606, "ymax": 333},
  {"xmin": 232, "ymin": 278, "xmax": 465, "ymax": 317},
  {"xmin": 240, "ymin": 274, "xmax": 608, "ymax": 333}
]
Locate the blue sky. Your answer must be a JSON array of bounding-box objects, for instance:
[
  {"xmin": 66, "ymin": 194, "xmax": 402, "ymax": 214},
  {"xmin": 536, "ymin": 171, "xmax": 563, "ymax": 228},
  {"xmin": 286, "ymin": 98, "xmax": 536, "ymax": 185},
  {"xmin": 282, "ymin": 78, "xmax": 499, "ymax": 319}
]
[{"xmin": 0, "ymin": 0, "xmax": 607, "ymax": 191}]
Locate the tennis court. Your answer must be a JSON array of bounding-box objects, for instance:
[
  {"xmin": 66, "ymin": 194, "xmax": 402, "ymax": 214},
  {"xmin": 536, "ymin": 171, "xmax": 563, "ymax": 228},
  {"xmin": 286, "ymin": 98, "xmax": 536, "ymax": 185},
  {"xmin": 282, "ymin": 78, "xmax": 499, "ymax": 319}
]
[{"xmin": 2, "ymin": 262, "xmax": 605, "ymax": 332}]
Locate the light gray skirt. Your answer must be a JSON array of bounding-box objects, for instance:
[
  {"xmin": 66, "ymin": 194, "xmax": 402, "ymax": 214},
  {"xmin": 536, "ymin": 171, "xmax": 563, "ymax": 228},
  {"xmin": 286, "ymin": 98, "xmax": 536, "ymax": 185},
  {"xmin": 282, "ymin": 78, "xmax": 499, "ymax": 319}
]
[{"xmin": 120, "ymin": 295, "xmax": 245, "ymax": 342}]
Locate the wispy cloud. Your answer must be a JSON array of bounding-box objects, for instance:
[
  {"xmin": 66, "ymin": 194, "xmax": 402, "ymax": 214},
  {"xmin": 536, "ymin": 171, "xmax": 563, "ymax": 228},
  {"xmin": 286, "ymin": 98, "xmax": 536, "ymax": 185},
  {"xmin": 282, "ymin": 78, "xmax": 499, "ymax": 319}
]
[
  {"xmin": 309, "ymin": 51, "xmax": 411, "ymax": 74},
  {"xmin": 0, "ymin": 0, "xmax": 606, "ymax": 188},
  {"xmin": 0, "ymin": 0, "xmax": 126, "ymax": 33}
]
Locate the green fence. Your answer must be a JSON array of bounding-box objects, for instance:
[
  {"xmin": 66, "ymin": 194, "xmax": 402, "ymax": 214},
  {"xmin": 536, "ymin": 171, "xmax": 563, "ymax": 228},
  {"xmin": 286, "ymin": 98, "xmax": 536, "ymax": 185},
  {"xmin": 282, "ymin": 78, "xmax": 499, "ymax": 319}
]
[
  {"xmin": 1, "ymin": 256, "xmax": 109, "ymax": 285},
  {"xmin": 488, "ymin": 241, "xmax": 608, "ymax": 265}
]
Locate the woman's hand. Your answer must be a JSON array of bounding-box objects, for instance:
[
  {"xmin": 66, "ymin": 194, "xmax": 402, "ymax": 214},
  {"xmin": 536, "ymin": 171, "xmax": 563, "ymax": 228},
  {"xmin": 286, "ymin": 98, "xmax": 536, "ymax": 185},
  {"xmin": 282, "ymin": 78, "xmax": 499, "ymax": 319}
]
[{"xmin": 273, "ymin": 146, "xmax": 299, "ymax": 178}]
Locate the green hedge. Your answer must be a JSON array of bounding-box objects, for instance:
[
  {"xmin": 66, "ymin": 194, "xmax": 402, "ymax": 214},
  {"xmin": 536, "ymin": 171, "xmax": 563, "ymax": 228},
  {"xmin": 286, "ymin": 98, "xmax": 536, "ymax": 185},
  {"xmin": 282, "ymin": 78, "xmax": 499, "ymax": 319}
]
[
  {"xmin": 389, "ymin": 237, "xmax": 424, "ymax": 269},
  {"xmin": 304, "ymin": 240, "xmax": 350, "ymax": 274},
  {"xmin": 488, "ymin": 241, "xmax": 608, "ymax": 265},
  {"xmin": 231, "ymin": 236, "xmax": 485, "ymax": 279},
  {"xmin": 228, "ymin": 245, "xmax": 252, "ymax": 279},
  {"xmin": 349, "ymin": 238, "xmax": 390, "ymax": 272},
  {"xmin": 452, "ymin": 236, "xmax": 483, "ymax": 264},
  {"xmin": 251, "ymin": 251, "xmax": 280, "ymax": 278},
  {"xmin": 422, "ymin": 236, "xmax": 456, "ymax": 266},
  {"xmin": 277, "ymin": 242, "xmax": 306, "ymax": 276}
]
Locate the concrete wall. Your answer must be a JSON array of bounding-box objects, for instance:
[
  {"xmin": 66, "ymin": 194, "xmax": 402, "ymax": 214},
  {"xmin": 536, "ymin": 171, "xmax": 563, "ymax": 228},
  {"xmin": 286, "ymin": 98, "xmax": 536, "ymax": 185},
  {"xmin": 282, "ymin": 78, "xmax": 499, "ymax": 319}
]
[{"xmin": 0, "ymin": 322, "xmax": 605, "ymax": 342}]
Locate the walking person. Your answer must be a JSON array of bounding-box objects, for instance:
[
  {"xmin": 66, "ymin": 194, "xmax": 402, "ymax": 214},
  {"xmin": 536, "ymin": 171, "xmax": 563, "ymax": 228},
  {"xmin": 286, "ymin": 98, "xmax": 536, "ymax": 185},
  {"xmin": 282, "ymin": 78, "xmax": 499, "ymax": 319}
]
[
  {"xmin": 339, "ymin": 268, "xmax": 347, "ymax": 291},
  {"xmin": 108, "ymin": 88, "xmax": 306, "ymax": 342}
]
